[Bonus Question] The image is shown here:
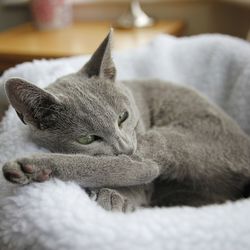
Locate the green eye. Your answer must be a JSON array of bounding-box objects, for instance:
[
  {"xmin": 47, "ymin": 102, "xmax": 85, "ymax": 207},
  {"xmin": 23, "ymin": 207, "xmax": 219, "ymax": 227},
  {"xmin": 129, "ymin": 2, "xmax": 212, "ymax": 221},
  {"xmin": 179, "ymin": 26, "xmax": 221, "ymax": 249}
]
[
  {"xmin": 77, "ymin": 135, "xmax": 98, "ymax": 145},
  {"xmin": 118, "ymin": 111, "xmax": 129, "ymax": 127}
]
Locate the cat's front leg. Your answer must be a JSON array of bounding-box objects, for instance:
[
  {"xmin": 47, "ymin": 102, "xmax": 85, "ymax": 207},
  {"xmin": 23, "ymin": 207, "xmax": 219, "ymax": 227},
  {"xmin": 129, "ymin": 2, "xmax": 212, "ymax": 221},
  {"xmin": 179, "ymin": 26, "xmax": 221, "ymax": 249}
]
[
  {"xmin": 2, "ymin": 153, "xmax": 160, "ymax": 187},
  {"xmin": 2, "ymin": 156, "xmax": 52, "ymax": 184}
]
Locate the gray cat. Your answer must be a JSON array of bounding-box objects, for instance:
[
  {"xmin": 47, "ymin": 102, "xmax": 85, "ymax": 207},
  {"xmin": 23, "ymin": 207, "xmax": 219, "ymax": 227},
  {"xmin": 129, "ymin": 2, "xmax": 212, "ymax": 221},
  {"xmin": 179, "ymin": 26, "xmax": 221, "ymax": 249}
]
[{"xmin": 2, "ymin": 31, "xmax": 250, "ymax": 212}]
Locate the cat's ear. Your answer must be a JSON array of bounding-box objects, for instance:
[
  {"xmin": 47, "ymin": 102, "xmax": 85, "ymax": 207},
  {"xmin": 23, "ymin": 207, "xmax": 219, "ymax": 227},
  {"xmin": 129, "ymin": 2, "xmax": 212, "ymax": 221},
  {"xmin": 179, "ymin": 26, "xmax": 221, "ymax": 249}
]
[
  {"xmin": 5, "ymin": 78, "xmax": 61, "ymax": 129},
  {"xmin": 81, "ymin": 29, "xmax": 116, "ymax": 81}
]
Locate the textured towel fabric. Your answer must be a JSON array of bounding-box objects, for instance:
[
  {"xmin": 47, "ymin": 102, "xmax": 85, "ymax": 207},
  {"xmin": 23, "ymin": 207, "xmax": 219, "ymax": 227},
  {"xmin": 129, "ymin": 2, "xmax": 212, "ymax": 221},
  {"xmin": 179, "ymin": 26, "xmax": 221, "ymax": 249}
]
[{"xmin": 0, "ymin": 34, "xmax": 250, "ymax": 250}]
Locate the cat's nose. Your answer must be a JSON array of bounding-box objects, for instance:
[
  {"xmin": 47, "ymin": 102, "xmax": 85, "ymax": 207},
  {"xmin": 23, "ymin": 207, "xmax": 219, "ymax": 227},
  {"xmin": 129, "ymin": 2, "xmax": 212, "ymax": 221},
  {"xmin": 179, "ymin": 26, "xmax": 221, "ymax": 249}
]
[{"xmin": 114, "ymin": 138, "xmax": 135, "ymax": 155}]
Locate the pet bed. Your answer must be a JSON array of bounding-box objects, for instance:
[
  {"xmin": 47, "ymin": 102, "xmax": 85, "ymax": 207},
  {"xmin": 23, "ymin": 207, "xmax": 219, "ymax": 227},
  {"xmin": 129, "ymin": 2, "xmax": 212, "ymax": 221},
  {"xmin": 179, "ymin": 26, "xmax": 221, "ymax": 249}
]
[{"xmin": 0, "ymin": 34, "xmax": 250, "ymax": 250}]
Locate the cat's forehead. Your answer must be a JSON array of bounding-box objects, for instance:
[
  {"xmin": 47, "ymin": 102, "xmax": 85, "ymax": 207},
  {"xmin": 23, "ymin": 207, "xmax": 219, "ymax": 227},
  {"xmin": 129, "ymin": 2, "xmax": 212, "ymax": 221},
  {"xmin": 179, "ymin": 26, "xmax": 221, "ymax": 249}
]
[
  {"xmin": 52, "ymin": 73, "xmax": 122, "ymax": 96},
  {"xmin": 48, "ymin": 73, "xmax": 129, "ymax": 112},
  {"xmin": 44, "ymin": 73, "xmax": 133, "ymax": 135}
]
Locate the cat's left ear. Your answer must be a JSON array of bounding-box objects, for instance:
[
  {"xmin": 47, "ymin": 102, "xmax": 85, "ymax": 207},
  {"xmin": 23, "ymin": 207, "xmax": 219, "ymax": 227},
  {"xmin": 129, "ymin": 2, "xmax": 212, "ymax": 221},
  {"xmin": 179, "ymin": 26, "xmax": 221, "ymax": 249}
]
[
  {"xmin": 5, "ymin": 78, "xmax": 61, "ymax": 129},
  {"xmin": 81, "ymin": 29, "xmax": 116, "ymax": 81}
]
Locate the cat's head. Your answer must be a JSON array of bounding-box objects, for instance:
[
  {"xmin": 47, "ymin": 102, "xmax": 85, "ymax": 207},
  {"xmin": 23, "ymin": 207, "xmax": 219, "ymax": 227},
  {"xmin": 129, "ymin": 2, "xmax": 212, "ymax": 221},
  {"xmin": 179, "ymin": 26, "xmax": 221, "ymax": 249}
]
[{"xmin": 5, "ymin": 31, "xmax": 139, "ymax": 156}]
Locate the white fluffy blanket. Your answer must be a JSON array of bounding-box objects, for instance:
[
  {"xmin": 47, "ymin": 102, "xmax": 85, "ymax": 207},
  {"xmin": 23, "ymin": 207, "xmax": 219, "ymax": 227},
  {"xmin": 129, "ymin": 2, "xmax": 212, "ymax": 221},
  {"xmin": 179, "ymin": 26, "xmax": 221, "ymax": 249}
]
[{"xmin": 0, "ymin": 34, "xmax": 250, "ymax": 250}]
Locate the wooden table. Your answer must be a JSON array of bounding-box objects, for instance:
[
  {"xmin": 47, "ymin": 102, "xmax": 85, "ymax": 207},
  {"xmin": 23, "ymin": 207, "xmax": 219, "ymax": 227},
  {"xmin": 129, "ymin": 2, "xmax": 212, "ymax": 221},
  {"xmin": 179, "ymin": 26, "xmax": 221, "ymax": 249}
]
[{"xmin": 0, "ymin": 20, "xmax": 185, "ymax": 72}]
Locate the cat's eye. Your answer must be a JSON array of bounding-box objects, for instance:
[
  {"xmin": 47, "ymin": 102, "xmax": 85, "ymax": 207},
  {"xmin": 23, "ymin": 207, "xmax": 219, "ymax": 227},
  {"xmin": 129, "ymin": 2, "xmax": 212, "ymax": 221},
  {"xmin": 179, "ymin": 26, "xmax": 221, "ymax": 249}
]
[
  {"xmin": 118, "ymin": 111, "xmax": 129, "ymax": 127},
  {"xmin": 77, "ymin": 135, "xmax": 99, "ymax": 145}
]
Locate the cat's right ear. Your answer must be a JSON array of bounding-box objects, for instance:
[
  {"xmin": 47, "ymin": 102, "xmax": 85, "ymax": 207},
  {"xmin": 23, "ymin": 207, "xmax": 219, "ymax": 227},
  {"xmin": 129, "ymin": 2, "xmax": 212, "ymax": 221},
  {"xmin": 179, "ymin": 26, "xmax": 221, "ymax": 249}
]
[
  {"xmin": 80, "ymin": 30, "xmax": 116, "ymax": 81},
  {"xmin": 5, "ymin": 78, "xmax": 60, "ymax": 129}
]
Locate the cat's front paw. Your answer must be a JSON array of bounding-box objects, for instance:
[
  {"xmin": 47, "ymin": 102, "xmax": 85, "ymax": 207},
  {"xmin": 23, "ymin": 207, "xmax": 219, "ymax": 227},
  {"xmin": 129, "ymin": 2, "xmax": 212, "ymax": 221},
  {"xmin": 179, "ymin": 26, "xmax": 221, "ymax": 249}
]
[
  {"xmin": 91, "ymin": 188, "xmax": 135, "ymax": 213},
  {"xmin": 2, "ymin": 158, "xmax": 52, "ymax": 185}
]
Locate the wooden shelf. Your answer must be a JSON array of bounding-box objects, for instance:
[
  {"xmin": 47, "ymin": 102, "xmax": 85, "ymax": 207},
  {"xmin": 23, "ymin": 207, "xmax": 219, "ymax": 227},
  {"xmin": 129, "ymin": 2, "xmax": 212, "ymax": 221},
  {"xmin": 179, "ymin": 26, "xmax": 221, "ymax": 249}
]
[{"xmin": 0, "ymin": 20, "xmax": 185, "ymax": 72}]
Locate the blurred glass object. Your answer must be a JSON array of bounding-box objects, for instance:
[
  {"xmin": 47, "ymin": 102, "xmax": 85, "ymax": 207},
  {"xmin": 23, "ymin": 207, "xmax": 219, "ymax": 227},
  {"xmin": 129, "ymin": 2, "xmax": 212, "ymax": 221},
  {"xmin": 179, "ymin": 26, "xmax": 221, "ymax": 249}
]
[
  {"xmin": 30, "ymin": 0, "xmax": 73, "ymax": 30},
  {"xmin": 114, "ymin": 1, "xmax": 155, "ymax": 29}
]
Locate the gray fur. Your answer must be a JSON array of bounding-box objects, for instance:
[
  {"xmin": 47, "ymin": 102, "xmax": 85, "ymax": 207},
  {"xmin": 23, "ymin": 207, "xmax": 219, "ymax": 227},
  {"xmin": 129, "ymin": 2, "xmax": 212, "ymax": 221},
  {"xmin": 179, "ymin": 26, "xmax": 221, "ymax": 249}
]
[{"xmin": 2, "ymin": 31, "xmax": 250, "ymax": 212}]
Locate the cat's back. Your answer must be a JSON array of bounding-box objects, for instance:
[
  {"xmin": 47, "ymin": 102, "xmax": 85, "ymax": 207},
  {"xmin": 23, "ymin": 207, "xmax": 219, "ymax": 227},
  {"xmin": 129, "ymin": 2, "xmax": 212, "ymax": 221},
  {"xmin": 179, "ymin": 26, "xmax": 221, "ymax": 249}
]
[
  {"xmin": 122, "ymin": 79, "xmax": 249, "ymax": 139},
  {"xmin": 125, "ymin": 78, "xmax": 250, "ymax": 177},
  {"xmin": 122, "ymin": 78, "xmax": 220, "ymax": 122},
  {"xmin": 122, "ymin": 78, "xmax": 208, "ymax": 108}
]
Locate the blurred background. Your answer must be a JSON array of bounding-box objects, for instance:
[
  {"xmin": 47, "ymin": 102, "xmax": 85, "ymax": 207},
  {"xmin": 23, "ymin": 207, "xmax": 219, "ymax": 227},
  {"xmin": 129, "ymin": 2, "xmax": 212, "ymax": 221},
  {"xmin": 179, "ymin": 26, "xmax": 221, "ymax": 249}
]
[
  {"xmin": 0, "ymin": 0, "xmax": 249, "ymax": 75},
  {"xmin": 0, "ymin": 0, "xmax": 249, "ymax": 37}
]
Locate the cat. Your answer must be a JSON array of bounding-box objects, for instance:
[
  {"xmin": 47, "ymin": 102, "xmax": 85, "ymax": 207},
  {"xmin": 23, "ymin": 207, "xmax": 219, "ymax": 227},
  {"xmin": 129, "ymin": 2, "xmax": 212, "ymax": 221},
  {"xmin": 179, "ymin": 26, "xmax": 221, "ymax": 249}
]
[{"xmin": 2, "ymin": 31, "xmax": 250, "ymax": 212}]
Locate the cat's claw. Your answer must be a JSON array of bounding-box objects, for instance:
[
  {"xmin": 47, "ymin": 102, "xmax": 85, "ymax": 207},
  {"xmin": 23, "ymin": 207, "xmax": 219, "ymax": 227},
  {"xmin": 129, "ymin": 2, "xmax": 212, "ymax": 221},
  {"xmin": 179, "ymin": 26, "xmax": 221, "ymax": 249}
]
[{"xmin": 2, "ymin": 159, "xmax": 52, "ymax": 185}]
